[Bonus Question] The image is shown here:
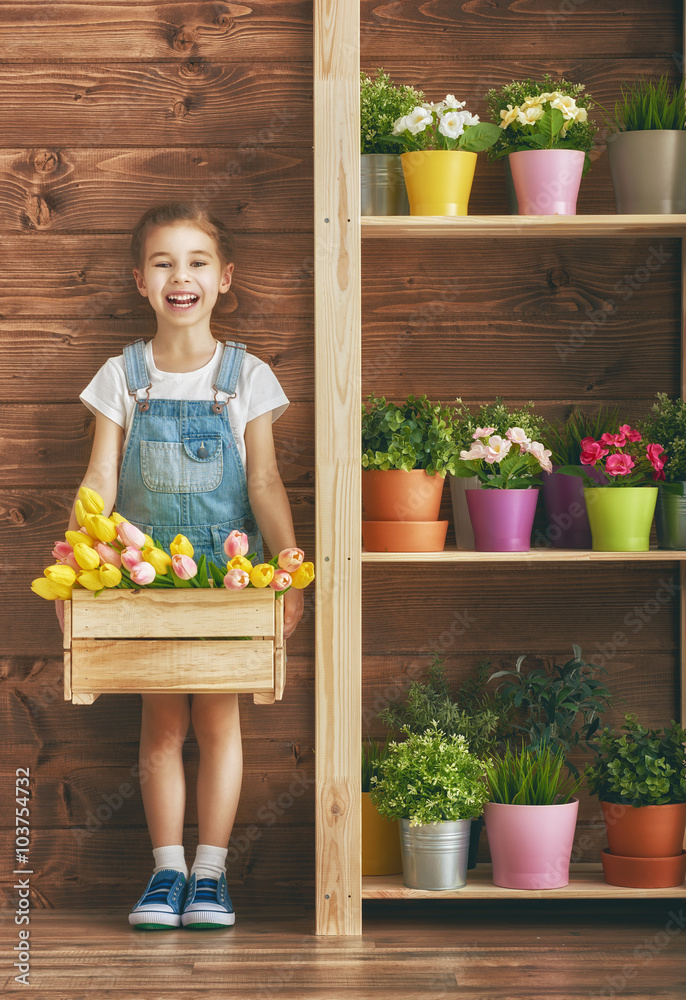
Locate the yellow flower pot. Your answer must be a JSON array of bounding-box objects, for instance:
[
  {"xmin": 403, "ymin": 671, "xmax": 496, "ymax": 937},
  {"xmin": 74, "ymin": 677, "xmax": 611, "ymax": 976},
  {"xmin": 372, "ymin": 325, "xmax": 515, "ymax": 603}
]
[
  {"xmin": 362, "ymin": 792, "xmax": 403, "ymax": 876},
  {"xmin": 400, "ymin": 149, "xmax": 477, "ymax": 216}
]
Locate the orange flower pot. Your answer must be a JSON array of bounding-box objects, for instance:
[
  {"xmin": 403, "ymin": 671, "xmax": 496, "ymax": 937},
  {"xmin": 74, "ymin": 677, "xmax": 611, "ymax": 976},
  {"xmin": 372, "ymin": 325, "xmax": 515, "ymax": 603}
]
[
  {"xmin": 362, "ymin": 520, "xmax": 449, "ymax": 553},
  {"xmin": 362, "ymin": 469, "xmax": 445, "ymax": 521},
  {"xmin": 600, "ymin": 800, "xmax": 686, "ymax": 858},
  {"xmin": 362, "ymin": 792, "xmax": 402, "ymax": 876},
  {"xmin": 601, "ymin": 849, "xmax": 686, "ymax": 889}
]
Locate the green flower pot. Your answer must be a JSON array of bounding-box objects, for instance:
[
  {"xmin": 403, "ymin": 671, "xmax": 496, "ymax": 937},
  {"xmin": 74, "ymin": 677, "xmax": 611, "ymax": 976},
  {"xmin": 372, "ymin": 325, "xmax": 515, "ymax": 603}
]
[{"xmin": 583, "ymin": 487, "xmax": 658, "ymax": 551}]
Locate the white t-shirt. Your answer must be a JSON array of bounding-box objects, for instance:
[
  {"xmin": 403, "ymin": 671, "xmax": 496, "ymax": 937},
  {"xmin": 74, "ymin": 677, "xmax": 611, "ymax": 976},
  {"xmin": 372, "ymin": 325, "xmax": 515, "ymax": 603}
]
[{"xmin": 80, "ymin": 340, "xmax": 289, "ymax": 467}]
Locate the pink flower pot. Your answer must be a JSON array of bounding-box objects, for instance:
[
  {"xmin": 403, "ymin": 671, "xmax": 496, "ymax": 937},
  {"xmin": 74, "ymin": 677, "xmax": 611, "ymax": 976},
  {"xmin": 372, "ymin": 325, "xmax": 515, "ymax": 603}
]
[
  {"xmin": 465, "ymin": 488, "xmax": 539, "ymax": 552},
  {"xmin": 484, "ymin": 799, "xmax": 579, "ymax": 890},
  {"xmin": 508, "ymin": 149, "xmax": 585, "ymax": 216}
]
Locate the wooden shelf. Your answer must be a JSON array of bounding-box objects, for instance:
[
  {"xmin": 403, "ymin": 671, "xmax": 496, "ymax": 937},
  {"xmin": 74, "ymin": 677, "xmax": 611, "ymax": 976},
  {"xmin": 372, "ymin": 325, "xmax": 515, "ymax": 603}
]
[
  {"xmin": 363, "ymin": 866, "xmax": 686, "ymax": 899},
  {"xmin": 362, "ymin": 546, "xmax": 685, "ymax": 563},
  {"xmin": 362, "ymin": 215, "xmax": 686, "ymax": 238}
]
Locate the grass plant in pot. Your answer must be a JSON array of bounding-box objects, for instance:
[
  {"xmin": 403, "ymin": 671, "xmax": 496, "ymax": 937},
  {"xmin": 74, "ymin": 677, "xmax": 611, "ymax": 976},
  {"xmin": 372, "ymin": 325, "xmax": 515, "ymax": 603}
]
[
  {"xmin": 361, "ymin": 394, "xmax": 457, "ymax": 552},
  {"xmin": 603, "ymin": 75, "xmax": 686, "ymax": 214},
  {"xmin": 389, "ymin": 95, "xmax": 500, "ymax": 215},
  {"xmin": 541, "ymin": 407, "xmax": 619, "ymax": 549},
  {"xmin": 558, "ymin": 422, "xmax": 667, "ymax": 551},
  {"xmin": 361, "ymin": 738, "xmax": 402, "ymax": 876},
  {"xmin": 484, "ymin": 744, "xmax": 581, "ymax": 889},
  {"xmin": 484, "ymin": 74, "xmax": 596, "ymax": 215},
  {"xmin": 585, "ymin": 714, "xmax": 686, "ymax": 888},
  {"xmin": 370, "ymin": 724, "xmax": 489, "ymax": 890},
  {"xmin": 360, "ymin": 69, "xmax": 424, "ymax": 216},
  {"xmin": 640, "ymin": 393, "xmax": 686, "ymax": 549}
]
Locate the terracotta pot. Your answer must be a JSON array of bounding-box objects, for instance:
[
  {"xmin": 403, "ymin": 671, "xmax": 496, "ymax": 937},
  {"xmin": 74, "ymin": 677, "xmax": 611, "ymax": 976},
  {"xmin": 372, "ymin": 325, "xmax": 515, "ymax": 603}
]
[
  {"xmin": 600, "ymin": 800, "xmax": 686, "ymax": 858},
  {"xmin": 362, "ymin": 469, "xmax": 445, "ymax": 521},
  {"xmin": 601, "ymin": 848, "xmax": 686, "ymax": 889},
  {"xmin": 361, "ymin": 792, "xmax": 402, "ymax": 876},
  {"xmin": 362, "ymin": 520, "xmax": 449, "ymax": 553}
]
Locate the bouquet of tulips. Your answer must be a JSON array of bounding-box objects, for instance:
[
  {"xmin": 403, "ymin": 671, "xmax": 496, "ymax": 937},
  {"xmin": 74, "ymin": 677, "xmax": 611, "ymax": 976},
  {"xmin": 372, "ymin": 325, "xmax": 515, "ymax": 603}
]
[{"xmin": 31, "ymin": 487, "xmax": 314, "ymax": 601}]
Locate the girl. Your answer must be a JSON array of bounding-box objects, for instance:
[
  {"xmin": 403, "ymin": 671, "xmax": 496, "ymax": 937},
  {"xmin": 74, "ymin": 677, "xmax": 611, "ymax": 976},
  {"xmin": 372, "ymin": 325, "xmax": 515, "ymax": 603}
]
[{"xmin": 65, "ymin": 202, "xmax": 303, "ymax": 930}]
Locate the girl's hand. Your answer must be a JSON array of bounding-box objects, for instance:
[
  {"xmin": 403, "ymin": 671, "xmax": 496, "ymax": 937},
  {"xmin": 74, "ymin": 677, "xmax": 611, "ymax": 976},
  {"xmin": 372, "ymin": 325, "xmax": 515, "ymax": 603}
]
[
  {"xmin": 55, "ymin": 599, "xmax": 65, "ymax": 634},
  {"xmin": 283, "ymin": 587, "xmax": 303, "ymax": 639}
]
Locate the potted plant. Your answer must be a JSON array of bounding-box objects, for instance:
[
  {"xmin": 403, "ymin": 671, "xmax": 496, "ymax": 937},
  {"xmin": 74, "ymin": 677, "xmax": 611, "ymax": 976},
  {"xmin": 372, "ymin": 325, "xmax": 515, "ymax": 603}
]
[
  {"xmin": 585, "ymin": 714, "xmax": 686, "ymax": 888},
  {"xmin": 484, "ymin": 744, "xmax": 581, "ymax": 889},
  {"xmin": 540, "ymin": 406, "xmax": 620, "ymax": 548},
  {"xmin": 558, "ymin": 423, "xmax": 667, "ymax": 551},
  {"xmin": 360, "ymin": 69, "xmax": 424, "ymax": 216},
  {"xmin": 389, "ymin": 95, "xmax": 501, "ymax": 215},
  {"xmin": 370, "ymin": 724, "xmax": 489, "ymax": 890},
  {"xmin": 448, "ymin": 423, "xmax": 553, "ymax": 552},
  {"xmin": 484, "ymin": 74, "xmax": 597, "ymax": 215},
  {"xmin": 361, "ymin": 394, "xmax": 457, "ymax": 552},
  {"xmin": 449, "ymin": 398, "xmax": 544, "ymax": 549},
  {"xmin": 603, "ymin": 75, "xmax": 686, "ymax": 214},
  {"xmin": 361, "ymin": 738, "xmax": 402, "ymax": 876},
  {"xmin": 640, "ymin": 393, "xmax": 686, "ymax": 548}
]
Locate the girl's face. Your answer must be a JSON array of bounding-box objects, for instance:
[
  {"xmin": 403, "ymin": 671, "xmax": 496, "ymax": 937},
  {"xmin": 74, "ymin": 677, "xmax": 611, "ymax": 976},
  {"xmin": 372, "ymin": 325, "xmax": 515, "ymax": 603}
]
[{"xmin": 133, "ymin": 223, "xmax": 233, "ymax": 328}]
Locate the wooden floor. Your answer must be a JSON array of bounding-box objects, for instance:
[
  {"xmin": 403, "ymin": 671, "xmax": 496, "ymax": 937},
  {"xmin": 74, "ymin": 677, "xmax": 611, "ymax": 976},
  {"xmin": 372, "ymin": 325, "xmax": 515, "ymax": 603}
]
[{"xmin": 3, "ymin": 901, "xmax": 686, "ymax": 998}]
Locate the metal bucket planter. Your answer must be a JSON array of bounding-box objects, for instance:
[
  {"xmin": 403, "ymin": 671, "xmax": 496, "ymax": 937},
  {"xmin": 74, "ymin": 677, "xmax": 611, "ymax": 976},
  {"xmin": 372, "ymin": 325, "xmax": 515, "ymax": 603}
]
[
  {"xmin": 399, "ymin": 818, "xmax": 472, "ymax": 890},
  {"xmin": 361, "ymin": 154, "xmax": 409, "ymax": 215},
  {"xmin": 656, "ymin": 482, "xmax": 686, "ymax": 549},
  {"xmin": 607, "ymin": 130, "xmax": 686, "ymax": 214}
]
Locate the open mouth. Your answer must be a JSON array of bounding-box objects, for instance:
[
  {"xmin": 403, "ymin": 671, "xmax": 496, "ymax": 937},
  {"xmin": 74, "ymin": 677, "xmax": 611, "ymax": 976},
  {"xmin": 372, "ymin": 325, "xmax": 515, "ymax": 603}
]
[{"xmin": 166, "ymin": 293, "xmax": 199, "ymax": 309}]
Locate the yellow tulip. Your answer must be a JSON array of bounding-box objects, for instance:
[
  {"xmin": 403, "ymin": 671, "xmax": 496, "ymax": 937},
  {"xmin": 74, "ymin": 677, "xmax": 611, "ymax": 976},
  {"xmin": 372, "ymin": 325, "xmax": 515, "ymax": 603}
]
[
  {"xmin": 66, "ymin": 530, "xmax": 96, "ymax": 549},
  {"xmin": 142, "ymin": 546, "xmax": 172, "ymax": 574},
  {"xmin": 73, "ymin": 543, "xmax": 101, "ymax": 571},
  {"xmin": 31, "ymin": 577, "xmax": 62, "ymax": 600},
  {"xmin": 249, "ymin": 563, "xmax": 274, "ymax": 588},
  {"xmin": 85, "ymin": 513, "xmax": 118, "ymax": 543},
  {"xmin": 143, "ymin": 533, "xmax": 156, "ymax": 550},
  {"xmin": 228, "ymin": 555, "xmax": 253, "ymax": 574},
  {"xmin": 290, "ymin": 562, "xmax": 315, "ymax": 589},
  {"xmin": 78, "ymin": 486, "xmax": 105, "ymax": 515},
  {"xmin": 77, "ymin": 569, "xmax": 104, "ymax": 591},
  {"xmin": 44, "ymin": 563, "xmax": 77, "ymax": 588},
  {"xmin": 74, "ymin": 498, "xmax": 88, "ymax": 527},
  {"xmin": 170, "ymin": 534, "xmax": 194, "ymax": 557},
  {"xmin": 99, "ymin": 563, "xmax": 122, "ymax": 588},
  {"xmin": 110, "ymin": 511, "xmax": 128, "ymax": 525}
]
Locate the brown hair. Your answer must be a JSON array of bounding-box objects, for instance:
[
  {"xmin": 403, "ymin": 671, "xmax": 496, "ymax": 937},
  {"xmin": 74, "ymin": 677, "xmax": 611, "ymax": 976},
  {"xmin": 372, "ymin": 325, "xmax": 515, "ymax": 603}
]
[{"xmin": 130, "ymin": 203, "xmax": 236, "ymax": 268}]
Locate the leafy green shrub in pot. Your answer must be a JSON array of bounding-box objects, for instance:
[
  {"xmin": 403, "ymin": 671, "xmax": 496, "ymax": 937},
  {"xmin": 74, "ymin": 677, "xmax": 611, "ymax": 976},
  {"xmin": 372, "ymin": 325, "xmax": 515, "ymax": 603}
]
[
  {"xmin": 361, "ymin": 394, "xmax": 457, "ymax": 474},
  {"xmin": 485, "ymin": 744, "xmax": 581, "ymax": 806},
  {"xmin": 360, "ymin": 69, "xmax": 425, "ymax": 155},
  {"xmin": 640, "ymin": 393, "xmax": 686, "ymax": 483},
  {"xmin": 604, "ymin": 75, "xmax": 686, "ymax": 132}
]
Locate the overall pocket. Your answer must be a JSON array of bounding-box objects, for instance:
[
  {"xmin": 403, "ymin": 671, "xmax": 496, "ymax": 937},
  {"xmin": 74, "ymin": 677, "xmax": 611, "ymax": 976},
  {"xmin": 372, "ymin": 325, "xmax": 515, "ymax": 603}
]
[{"xmin": 140, "ymin": 435, "xmax": 222, "ymax": 493}]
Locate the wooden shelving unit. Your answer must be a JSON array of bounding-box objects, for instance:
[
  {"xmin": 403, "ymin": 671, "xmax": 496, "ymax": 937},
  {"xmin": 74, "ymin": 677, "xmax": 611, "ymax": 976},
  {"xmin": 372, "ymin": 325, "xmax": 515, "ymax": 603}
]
[{"xmin": 314, "ymin": 0, "xmax": 686, "ymax": 935}]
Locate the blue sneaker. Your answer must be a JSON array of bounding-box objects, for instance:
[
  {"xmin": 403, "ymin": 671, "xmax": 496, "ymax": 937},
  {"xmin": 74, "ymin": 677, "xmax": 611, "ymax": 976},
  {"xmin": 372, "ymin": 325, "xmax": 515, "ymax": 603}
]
[
  {"xmin": 128, "ymin": 869, "xmax": 187, "ymax": 930},
  {"xmin": 181, "ymin": 872, "xmax": 235, "ymax": 929}
]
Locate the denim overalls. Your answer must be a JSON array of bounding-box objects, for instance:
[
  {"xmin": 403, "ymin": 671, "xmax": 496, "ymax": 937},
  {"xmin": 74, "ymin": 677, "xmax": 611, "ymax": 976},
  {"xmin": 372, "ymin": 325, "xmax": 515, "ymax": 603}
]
[{"xmin": 115, "ymin": 338, "xmax": 263, "ymax": 566}]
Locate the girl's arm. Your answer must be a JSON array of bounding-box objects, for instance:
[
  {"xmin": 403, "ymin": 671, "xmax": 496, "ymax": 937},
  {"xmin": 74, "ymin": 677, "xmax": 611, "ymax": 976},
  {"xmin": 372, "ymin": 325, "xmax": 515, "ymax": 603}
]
[{"xmin": 244, "ymin": 411, "xmax": 304, "ymax": 638}]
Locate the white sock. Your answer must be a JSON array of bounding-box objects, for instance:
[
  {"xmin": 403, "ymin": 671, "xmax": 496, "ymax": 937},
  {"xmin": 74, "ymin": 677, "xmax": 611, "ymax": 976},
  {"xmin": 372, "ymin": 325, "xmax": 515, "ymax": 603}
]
[
  {"xmin": 191, "ymin": 844, "xmax": 228, "ymax": 881},
  {"xmin": 152, "ymin": 845, "xmax": 188, "ymax": 878}
]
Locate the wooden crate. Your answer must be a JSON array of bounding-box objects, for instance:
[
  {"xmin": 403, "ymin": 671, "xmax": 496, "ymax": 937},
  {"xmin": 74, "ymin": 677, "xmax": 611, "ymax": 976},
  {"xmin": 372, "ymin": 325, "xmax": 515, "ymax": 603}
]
[{"xmin": 63, "ymin": 588, "xmax": 285, "ymax": 705}]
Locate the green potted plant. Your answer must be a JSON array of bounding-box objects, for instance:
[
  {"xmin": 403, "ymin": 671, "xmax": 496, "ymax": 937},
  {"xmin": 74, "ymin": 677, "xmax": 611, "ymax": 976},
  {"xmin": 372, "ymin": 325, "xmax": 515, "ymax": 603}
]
[
  {"xmin": 585, "ymin": 714, "xmax": 686, "ymax": 888},
  {"xmin": 389, "ymin": 94, "xmax": 501, "ymax": 215},
  {"xmin": 449, "ymin": 398, "xmax": 545, "ymax": 549},
  {"xmin": 540, "ymin": 407, "xmax": 620, "ymax": 548},
  {"xmin": 640, "ymin": 393, "xmax": 686, "ymax": 549},
  {"xmin": 483, "ymin": 74, "xmax": 597, "ymax": 215},
  {"xmin": 361, "ymin": 738, "xmax": 402, "ymax": 877},
  {"xmin": 361, "ymin": 394, "xmax": 457, "ymax": 552},
  {"xmin": 603, "ymin": 75, "xmax": 686, "ymax": 214},
  {"xmin": 360, "ymin": 69, "xmax": 424, "ymax": 216},
  {"xmin": 370, "ymin": 724, "xmax": 488, "ymax": 890},
  {"xmin": 483, "ymin": 744, "xmax": 581, "ymax": 889}
]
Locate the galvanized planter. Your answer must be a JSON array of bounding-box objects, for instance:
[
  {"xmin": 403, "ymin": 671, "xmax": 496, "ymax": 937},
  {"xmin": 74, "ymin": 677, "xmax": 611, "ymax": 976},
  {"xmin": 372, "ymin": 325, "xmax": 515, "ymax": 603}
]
[
  {"xmin": 399, "ymin": 818, "xmax": 471, "ymax": 890},
  {"xmin": 361, "ymin": 154, "xmax": 409, "ymax": 215},
  {"xmin": 607, "ymin": 130, "xmax": 686, "ymax": 213},
  {"xmin": 656, "ymin": 481, "xmax": 686, "ymax": 549}
]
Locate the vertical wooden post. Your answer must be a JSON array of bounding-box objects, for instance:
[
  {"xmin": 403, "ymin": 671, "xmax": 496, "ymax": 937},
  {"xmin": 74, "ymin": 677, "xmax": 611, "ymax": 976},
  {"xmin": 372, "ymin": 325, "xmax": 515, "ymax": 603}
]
[
  {"xmin": 313, "ymin": 1, "xmax": 361, "ymax": 933},
  {"xmin": 681, "ymin": 2, "xmax": 686, "ymax": 729}
]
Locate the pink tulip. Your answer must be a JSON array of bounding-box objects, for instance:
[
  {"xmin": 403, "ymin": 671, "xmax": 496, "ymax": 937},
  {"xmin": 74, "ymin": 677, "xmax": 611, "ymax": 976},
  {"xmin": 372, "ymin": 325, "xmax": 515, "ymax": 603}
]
[
  {"xmin": 121, "ymin": 546, "xmax": 144, "ymax": 571},
  {"xmin": 269, "ymin": 569, "xmax": 292, "ymax": 591},
  {"xmin": 605, "ymin": 453, "xmax": 634, "ymax": 477},
  {"xmin": 130, "ymin": 561, "xmax": 156, "ymax": 585},
  {"xmin": 223, "ymin": 568, "xmax": 250, "ymax": 590},
  {"xmin": 116, "ymin": 520, "xmax": 146, "ymax": 548},
  {"xmin": 172, "ymin": 554, "xmax": 197, "ymax": 580},
  {"xmin": 64, "ymin": 552, "xmax": 80, "ymax": 572},
  {"xmin": 223, "ymin": 529, "xmax": 249, "ymax": 559},
  {"xmin": 277, "ymin": 547, "xmax": 304, "ymax": 573},
  {"xmin": 95, "ymin": 542, "xmax": 122, "ymax": 568},
  {"xmin": 52, "ymin": 540, "xmax": 73, "ymax": 562}
]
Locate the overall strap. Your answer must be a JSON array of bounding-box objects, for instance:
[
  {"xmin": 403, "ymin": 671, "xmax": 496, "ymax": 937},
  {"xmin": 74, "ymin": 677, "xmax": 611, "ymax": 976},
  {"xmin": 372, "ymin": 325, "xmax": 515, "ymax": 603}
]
[
  {"xmin": 212, "ymin": 340, "xmax": 246, "ymax": 413},
  {"xmin": 123, "ymin": 339, "xmax": 152, "ymax": 413}
]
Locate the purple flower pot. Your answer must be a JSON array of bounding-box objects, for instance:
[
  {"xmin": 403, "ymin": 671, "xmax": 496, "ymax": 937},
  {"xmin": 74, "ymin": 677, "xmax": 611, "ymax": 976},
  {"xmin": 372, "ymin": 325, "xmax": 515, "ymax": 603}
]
[{"xmin": 465, "ymin": 488, "xmax": 539, "ymax": 552}]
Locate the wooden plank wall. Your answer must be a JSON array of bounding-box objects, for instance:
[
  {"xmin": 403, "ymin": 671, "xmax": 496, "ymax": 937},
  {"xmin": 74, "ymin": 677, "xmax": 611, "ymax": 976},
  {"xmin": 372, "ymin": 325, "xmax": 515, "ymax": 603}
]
[{"xmin": 0, "ymin": 1, "xmax": 682, "ymax": 911}]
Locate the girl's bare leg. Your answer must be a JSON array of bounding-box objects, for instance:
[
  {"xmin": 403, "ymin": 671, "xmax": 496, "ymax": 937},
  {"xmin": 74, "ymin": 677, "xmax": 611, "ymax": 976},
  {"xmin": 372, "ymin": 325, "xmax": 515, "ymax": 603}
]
[
  {"xmin": 139, "ymin": 693, "xmax": 190, "ymax": 847},
  {"xmin": 191, "ymin": 693, "xmax": 243, "ymax": 846}
]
